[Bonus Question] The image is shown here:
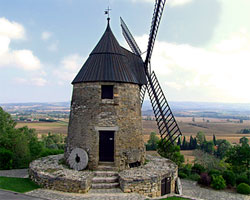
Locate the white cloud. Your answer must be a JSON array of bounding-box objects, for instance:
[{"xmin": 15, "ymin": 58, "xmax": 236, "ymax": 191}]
[
  {"xmin": 41, "ymin": 31, "xmax": 52, "ymax": 40},
  {"xmin": 0, "ymin": 17, "xmax": 42, "ymax": 71},
  {"xmin": 48, "ymin": 42, "xmax": 58, "ymax": 52},
  {"xmin": 54, "ymin": 54, "xmax": 84, "ymax": 83},
  {"xmin": 168, "ymin": 0, "xmax": 193, "ymax": 7},
  {"xmin": 31, "ymin": 77, "xmax": 48, "ymax": 86},
  {"xmin": 0, "ymin": 17, "xmax": 25, "ymax": 39},
  {"xmin": 134, "ymin": 30, "xmax": 250, "ymax": 103},
  {"xmin": 14, "ymin": 77, "xmax": 47, "ymax": 86}
]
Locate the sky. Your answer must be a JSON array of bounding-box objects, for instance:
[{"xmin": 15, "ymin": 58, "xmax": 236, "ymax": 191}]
[{"xmin": 0, "ymin": 0, "xmax": 250, "ymax": 104}]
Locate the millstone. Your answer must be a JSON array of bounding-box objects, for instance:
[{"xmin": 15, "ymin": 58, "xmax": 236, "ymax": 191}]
[{"xmin": 68, "ymin": 148, "xmax": 88, "ymax": 171}]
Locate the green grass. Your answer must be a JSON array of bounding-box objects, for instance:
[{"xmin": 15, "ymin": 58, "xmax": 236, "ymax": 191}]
[
  {"xmin": 0, "ymin": 177, "xmax": 40, "ymax": 193},
  {"xmin": 160, "ymin": 197, "xmax": 191, "ymax": 200}
]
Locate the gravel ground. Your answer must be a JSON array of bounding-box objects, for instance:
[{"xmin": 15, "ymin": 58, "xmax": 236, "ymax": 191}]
[{"xmin": 182, "ymin": 179, "xmax": 250, "ymax": 200}]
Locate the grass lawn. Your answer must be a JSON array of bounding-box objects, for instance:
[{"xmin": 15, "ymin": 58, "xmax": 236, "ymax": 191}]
[{"xmin": 0, "ymin": 177, "xmax": 40, "ymax": 193}]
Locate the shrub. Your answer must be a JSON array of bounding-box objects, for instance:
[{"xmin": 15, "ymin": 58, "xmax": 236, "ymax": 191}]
[
  {"xmin": 236, "ymin": 175, "xmax": 250, "ymax": 185},
  {"xmin": 178, "ymin": 172, "xmax": 187, "ymax": 179},
  {"xmin": 180, "ymin": 164, "xmax": 192, "ymax": 176},
  {"xmin": 192, "ymin": 163, "xmax": 206, "ymax": 175},
  {"xmin": 237, "ymin": 183, "xmax": 250, "ymax": 194},
  {"xmin": 198, "ymin": 173, "xmax": 211, "ymax": 186},
  {"xmin": 145, "ymin": 132, "xmax": 159, "ymax": 151},
  {"xmin": 40, "ymin": 149, "xmax": 64, "ymax": 157},
  {"xmin": 222, "ymin": 170, "xmax": 236, "ymax": 186},
  {"xmin": 208, "ymin": 169, "xmax": 221, "ymax": 177},
  {"xmin": 0, "ymin": 148, "xmax": 13, "ymax": 170},
  {"xmin": 157, "ymin": 139, "xmax": 184, "ymax": 167},
  {"xmin": 210, "ymin": 175, "xmax": 226, "ymax": 190},
  {"xmin": 188, "ymin": 173, "xmax": 200, "ymax": 181}
]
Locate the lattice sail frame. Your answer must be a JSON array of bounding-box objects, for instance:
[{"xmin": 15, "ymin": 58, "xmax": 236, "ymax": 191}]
[{"xmin": 120, "ymin": 0, "xmax": 182, "ymax": 146}]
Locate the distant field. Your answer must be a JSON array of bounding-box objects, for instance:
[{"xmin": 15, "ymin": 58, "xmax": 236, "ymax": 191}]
[
  {"xmin": 16, "ymin": 121, "xmax": 68, "ymax": 137},
  {"xmin": 143, "ymin": 117, "xmax": 250, "ymax": 144},
  {"xmin": 16, "ymin": 116, "xmax": 250, "ymax": 144}
]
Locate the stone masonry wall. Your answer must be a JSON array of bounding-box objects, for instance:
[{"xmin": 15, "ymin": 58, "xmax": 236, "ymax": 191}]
[
  {"xmin": 29, "ymin": 155, "xmax": 93, "ymax": 193},
  {"xmin": 119, "ymin": 155, "xmax": 178, "ymax": 198},
  {"xmin": 65, "ymin": 82, "xmax": 145, "ymax": 170}
]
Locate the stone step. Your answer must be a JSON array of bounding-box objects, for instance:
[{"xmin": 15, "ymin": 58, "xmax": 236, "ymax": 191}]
[
  {"xmin": 91, "ymin": 182, "xmax": 119, "ymax": 189},
  {"xmin": 92, "ymin": 176, "xmax": 119, "ymax": 183},
  {"xmin": 98, "ymin": 162, "xmax": 115, "ymax": 166},
  {"xmin": 96, "ymin": 165, "xmax": 117, "ymax": 171},
  {"xmin": 94, "ymin": 171, "xmax": 118, "ymax": 177}
]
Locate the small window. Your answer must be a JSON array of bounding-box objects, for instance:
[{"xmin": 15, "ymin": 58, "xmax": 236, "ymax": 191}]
[{"xmin": 101, "ymin": 85, "xmax": 114, "ymax": 99}]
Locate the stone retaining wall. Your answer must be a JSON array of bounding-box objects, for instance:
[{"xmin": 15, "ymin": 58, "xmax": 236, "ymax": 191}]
[
  {"xmin": 29, "ymin": 154, "xmax": 93, "ymax": 193},
  {"xmin": 119, "ymin": 155, "xmax": 178, "ymax": 198},
  {"xmin": 29, "ymin": 154, "xmax": 177, "ymax": 197}
]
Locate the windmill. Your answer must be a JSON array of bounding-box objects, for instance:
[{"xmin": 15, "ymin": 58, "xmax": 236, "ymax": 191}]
[{"xmin": 120, "ymin": 0, "xmax": 182, "ymax": 146}]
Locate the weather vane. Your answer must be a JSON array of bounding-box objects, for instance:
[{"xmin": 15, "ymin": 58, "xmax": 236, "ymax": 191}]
[{"xmin": 104, "ymin": 6, "xmax": 111, "ymax": 21}]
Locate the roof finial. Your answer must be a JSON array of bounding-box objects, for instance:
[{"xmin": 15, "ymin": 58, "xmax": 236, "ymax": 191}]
[{"xmin": 104, "ymin": 6, "xmax": 111, "ymax": 23}]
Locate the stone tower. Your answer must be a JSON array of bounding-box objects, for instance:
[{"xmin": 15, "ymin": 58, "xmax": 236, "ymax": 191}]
[{"xmin": 65, "ymin": 20, "xmax": 147, "ymax": 170}]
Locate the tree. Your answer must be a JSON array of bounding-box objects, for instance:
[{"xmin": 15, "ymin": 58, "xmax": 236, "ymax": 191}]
[
  {"xmin": 145, "ymin": 132, "xmax": 159, "ymax": 151},
  {"xmin": 213, "ymin": 134, "xmax": 217, "ymax": 145},
  {"xmin": 202, "ymin": 141, "xmax": 215, "ymax": 154},
  {"xmin": 216, "ymin": 140, "xmax": 231, "ymax": 159},
  {"xmin": 157, "ymin": 139, "xmax": 184, "ymax": 167},
  {"xmin": 177, "ymin": 137, "xmax": 181, "ymax": 147},
  {"xmin": 0, "ymin": 107, "xmax": 43, "ymax": 169},
  {"xmin": 196, "ymin": 131, "xmax": 206, "ymax": 146},
  {"xmin": 240, "ymin": 136, "xmax": 249, "ymax": 147},
  {"xmin": 226, "ymin": 144, "xmax": 250, "ymax": 173},
  {"xmin": 189, "ymin": 136, "xmax": 194, "ymax": 150}
]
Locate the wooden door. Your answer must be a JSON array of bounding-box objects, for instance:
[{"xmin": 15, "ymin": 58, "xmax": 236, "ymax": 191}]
[
  {"xmin": 99, "ymin": 131, "xmax": 114, "ymax": 162},
  {"xmin": 161, "ymin": 177, "xmax": 171, "ymax": 195}
]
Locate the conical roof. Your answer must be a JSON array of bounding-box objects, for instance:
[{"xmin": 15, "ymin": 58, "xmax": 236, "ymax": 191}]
[{"xmin": 72, "ymin": 21, "xmax": 147, "ymax": 85}]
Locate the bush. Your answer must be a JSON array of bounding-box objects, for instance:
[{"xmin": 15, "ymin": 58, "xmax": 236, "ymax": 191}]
[
  {"xmin": 145, "ymin": 132, "xmax": 159, "ymax": 151},
  {"xmin": 222, "ymin": 170, "xmax": 236, "ymax": 186},
  {"xmin": 237, "ymin": 183, "xmax": 250, "ymax": 194},
  {"xmin": 179, "ymin": 164, "xmax": 192, "ymax": 176},
  {"xmin": 157, "ymin": 139, "xmax": 184, "ymax": 167},
  {"xmin": 198, "ymin": 173, "xmax": 211, "ymax": 186},
  {"xmin": 236, "ymin": 175, "xmax": 250, "ymax": 185},
  {"xmin": 40, "ymin": 149, "xmax": 64, "ymax": 157},
  {"xmin": 0, "ymin": 148, "xmax": 13, "ymax": 170},
  {"xmin": 178, "ymin": 172, "xmax": 187, "ymax": 179},
  {"xmin": 210, "ymin": 175, "xmax": 226, "ymax": 190},
  {"xmin": 208, "ymin": 169, "xmax": 221, "ymax": 177},
  {"xmin": 192, "ymin": 163, "xmax": 206, "ymax": 175},
  {"xmin": 188, "ymin": 173, "xmax": 200, "ymax": 181}
]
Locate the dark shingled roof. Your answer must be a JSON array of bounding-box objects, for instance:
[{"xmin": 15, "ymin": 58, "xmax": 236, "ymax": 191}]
[{"xmin": 72, "ymin": 22, "xmax": 147, "ymax": 85}]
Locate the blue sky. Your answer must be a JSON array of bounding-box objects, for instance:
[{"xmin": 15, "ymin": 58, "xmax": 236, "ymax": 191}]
[{"xmin": 0, "ymin": 0, "xmax": 250, "ymax": 103}]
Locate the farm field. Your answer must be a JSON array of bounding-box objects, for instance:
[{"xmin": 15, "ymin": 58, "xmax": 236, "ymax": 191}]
[
  {"xmin": 16, "ymin": 121, "xmax": 68, "ymax": 137},
  {"xmin": 16, "ymin": 117, "xmax": 250, "ymax": 144},
  {"xmin": 143, "ymin": 117, "xmax": 250, "ymax": 144}
]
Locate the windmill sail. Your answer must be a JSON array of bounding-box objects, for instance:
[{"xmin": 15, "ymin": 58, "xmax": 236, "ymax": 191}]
[
  {"xmin": 144, "ymin": 0, "xmax": 182, "ymax": 146},
  {"xmin": 120, "ymin": 17, "xmax": 142, "ymax": 56},
  {"xmin": 120, "ymin": 0, "xmax": 182, "ymax": 146},
  {"xmin": 120, "ymin": 17, "xmax": 146, "ymax": 105},
  {"xmin": 147, "ymin": 71, "xmax": 181, "ymax": 144},
  {"xmin": 145, "ymin": 0, "xmax": 167, "ymax": 69}
]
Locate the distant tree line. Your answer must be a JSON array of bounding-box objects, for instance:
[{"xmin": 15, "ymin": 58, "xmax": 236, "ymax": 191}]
[{"xmin": 239, "ymin": 129, "xmax": 250, "ymax": 134}]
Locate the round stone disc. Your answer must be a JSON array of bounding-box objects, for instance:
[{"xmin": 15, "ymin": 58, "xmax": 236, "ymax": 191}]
[{"xmin": 68, "ymin": 148, "xmax": 88, "ymax": 171}]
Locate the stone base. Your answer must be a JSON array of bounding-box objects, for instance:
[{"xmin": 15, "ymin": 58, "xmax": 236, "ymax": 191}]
[
  {"xmin": 119, "ymin": 155, "xmax": 178, "ymax": 198},
  {"xmin": 29, "ymin": 154, "xmax": 178, "ymax": 197},
  {"xmin": 29, "ymin": 154, "xmax": 93, "ymax": 193}
]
